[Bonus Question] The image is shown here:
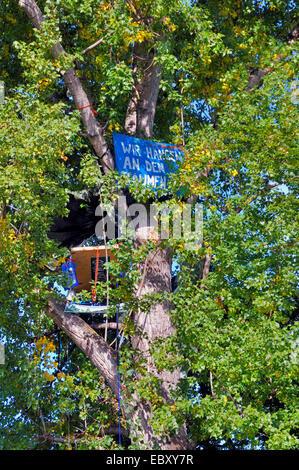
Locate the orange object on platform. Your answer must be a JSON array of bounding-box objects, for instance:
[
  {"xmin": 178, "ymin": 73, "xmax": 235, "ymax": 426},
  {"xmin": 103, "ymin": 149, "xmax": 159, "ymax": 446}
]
[{"xmin": 70, "ymin": 246, "xmax": 114, "ymax": 292}]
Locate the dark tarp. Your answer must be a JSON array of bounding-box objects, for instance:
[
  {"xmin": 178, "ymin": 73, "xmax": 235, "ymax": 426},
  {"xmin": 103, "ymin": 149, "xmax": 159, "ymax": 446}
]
[{"xmin": 48, "ymin": 193, "xmax": 100, "ymax": 249}]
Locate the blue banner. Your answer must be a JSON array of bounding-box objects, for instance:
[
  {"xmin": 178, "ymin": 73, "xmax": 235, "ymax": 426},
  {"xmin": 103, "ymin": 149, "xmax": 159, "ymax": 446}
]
[{"xmin": 113, "ymin": 132, "xmax": 184, "ymax": 190}]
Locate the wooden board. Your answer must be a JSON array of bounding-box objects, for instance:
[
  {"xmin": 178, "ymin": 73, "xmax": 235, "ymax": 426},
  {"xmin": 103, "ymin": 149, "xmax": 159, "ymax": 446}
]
[{"xmin": 70, "ymin": 246, "xmax": 115, "ymax": 292}]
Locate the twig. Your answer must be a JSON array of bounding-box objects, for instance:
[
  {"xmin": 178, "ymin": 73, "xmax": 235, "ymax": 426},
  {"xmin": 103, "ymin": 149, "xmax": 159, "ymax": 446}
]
[
  {"xmin": 109, "ymin": 337, "xmax": 117, "ymax": 347},
  {"xmin": 39, "ymin": 406, "xmax": 47, "ymax": 435},
  {"xmin": 36, "ymin": 425, "xmax": 129, "ymax": 444},
  {"xmin": 209, "ymin": 371, "xmax": 215, "ymax": 397},
  {"xmin": 180, "ymin": 86, "xmax": 185, "ymax": 146},
  {"xmin": 1, "ymin": 201, "xmax": 6, "ymax": 219},
  {"xmin": 53, "ymin": 343, "xmax": 76, "ymax": 377},
  {"xmin": 180, "ymin": 106, "xmax": 185, "ymax": 147},
  {"xmin": 82, "ymin": 38, "xmax": 104, "ymax": 55},
  {"xmin": 126, "ymin": 0, "xmax": 143, "ymax": 22},
  {"xmin": 99, "ymin": 190, "xmax": 109, "ymax": 342},
  {"xmin": 143, "ymin": 56, "xmax": 155, "ymax": 74},
  {"xmin": 133, "ymin": 52, "xmax": 150, "ymax": 61},
  {"xmin": 91, "ymin": 322, "xmax": 123, "ymax": 330}
]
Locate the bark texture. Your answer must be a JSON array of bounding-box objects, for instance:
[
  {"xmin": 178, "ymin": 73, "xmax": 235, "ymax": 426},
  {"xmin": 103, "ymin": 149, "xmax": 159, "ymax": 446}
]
[
  {"xmin": 48, "ymin": 299, "xmax": 118, "ymax": 396},
  {"xmin": 130, "ymin": 236, "xmax": 190, "ymax": 449},
  {"xmin": 125, "ymin": 44, "xmax": 161, "ymax": 138},
  {"xmin": 124, "ymin": 46, "xmax": 190, "ymax": 442}
]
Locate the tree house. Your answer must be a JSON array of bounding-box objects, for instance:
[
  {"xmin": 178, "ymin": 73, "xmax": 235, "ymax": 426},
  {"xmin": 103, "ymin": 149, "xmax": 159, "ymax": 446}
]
[
  {"xmin": 63, "ymin": 245, "xmax": 124, "ymax": 315},
  {"xmin": 70, "ymin": 246, "xmax": 113, "ymax": 293}
]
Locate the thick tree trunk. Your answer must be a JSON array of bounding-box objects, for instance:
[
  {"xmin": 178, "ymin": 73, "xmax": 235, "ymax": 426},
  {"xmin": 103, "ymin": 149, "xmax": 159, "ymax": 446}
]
[
  {"xmin": 130, "ymin": 232, "xmax": 190, "ymax": 449},
  {"xmin": 124, "ymin": 49, "xmax": 190, "ymax": 446},
  {"xmin": 125, "ymin": 44, "xmax": 161, "ymax": 138}
]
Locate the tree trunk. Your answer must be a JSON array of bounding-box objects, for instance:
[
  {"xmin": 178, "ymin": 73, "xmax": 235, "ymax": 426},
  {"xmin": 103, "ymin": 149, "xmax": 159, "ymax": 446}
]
[
  {"xmin": 124, "ymin": 50, "xmax": 190, "ymax": 447},
  {"xmin": 125, "ymin": 43, "xmax": 161, "ymax": 138},
  {"xmin": 130, "ymin": 233, "xmax": 190, "ymax": 449}
]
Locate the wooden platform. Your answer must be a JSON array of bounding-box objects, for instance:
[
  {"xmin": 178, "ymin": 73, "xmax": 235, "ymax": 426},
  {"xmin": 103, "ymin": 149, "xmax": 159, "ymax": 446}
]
[{"xmin": 64, "ymin": 302, "xmax": 126, "ymax": 315}]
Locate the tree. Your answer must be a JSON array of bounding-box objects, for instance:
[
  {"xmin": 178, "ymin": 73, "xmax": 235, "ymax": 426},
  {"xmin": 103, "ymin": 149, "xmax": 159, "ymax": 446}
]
[{"xmin": 0, "ymin": 0, "xmax": 298, "ymax": 450}]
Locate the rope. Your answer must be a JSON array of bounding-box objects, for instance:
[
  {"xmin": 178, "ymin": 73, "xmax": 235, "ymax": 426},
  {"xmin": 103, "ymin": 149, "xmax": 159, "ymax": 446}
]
[
  {"xmin": 92, "ymin": 247, "xmax": 100, "ymax": 303},
  {"xmin": 57, "ymin": 330, "xmax": 61, "ymax": 370},
  {"xmin": 91, "ymin": 239, "xmax": 121, "ymax": 446},
  {"xmin": 99, "ymin": 189, "xmax": 110, "ymax": 342},
  {"xmin": 76, "ymin": 104, "xmax": 98, "ymax": 115},
  {"xmin": 116, "ymin": 296, "xmax": 122, "ymax": 447},
  {"xmin": 115, "ymin": 242, "xmax": 121, "ymax": 446}
]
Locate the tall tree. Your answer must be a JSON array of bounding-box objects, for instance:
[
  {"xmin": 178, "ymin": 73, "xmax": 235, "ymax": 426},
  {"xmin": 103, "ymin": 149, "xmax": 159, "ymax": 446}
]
[{"xmin": 0, "ymin": 0, "xmax": 298, "ymax": 450}]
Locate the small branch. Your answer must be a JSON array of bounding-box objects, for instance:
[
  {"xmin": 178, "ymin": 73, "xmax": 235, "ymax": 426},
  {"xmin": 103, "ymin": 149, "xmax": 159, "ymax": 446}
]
[
  {"xmin": 36, "ymin": 425, "xmax": 129, "ymax": 445},
  {"xmin": 54, "ymin": 343, "xmax": 76, "ymax": 376},
  {"xmin": 36, "ymin": 433, "xmax": 81, "ymax": 444},
  {"xmin": 133, "ymin": 53, "xmax": 151, "ymax": 61},
  {"xmin": 180, "ymin": 86, "xmax": 185, "ymax": 147},
  {"xmin": 232, "ymin": 180, "xmax": 292, "ymax": 215},
  {"xmin": 245, "ymin": 67, "xmax": 270, "ymax": 92},
  {"xmin": 286, "ymin": 23, "xmax": 298, "ymax": 44},
  {"xmin": 202, "ymin": 254, "xmax": 211, "ymax": 281},
  {"xmin": 39, "ymin": 407, "xmax": 47, "ymax": 435},
  {"xmin": 136, "ymin": 255, "xmax": 150, "ymax": 298},
  {"xmin": 143, "ymin": 56, "xmax": 155, "ymax": 74},
  {"xmin": 19, "ymin": 0, "xmax": 114, "ymax": 173},
  {"xmin": 82, "ymin": 38, "xmax": 104, "ymax": 55},
  {"xmin": 1, "ymin": 201, "xmax": 6, "ymax": 219},
  {"xmin": 90, "ymin": 322, "xmax": 123, "ymax": 331},
  {"xmin": 126, "ymin": 0, "xmax": 143, "ymax": 22},
  {"xmin": 218, "ymin": 380, "xmax": 245, "ymax": 419},
  {"xmin": 180, "ymin": 106, "xmax": 185, "ymax": 147},
  {"xmin": 209, "ymin": 371, "xmax": 215, "ymax": 397}
]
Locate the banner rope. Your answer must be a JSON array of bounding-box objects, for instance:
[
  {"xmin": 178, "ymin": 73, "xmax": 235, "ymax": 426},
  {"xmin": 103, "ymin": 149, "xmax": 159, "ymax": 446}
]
[{"xmin": 76, "ymin": 104, "xmax": 98, "ymax": 115}]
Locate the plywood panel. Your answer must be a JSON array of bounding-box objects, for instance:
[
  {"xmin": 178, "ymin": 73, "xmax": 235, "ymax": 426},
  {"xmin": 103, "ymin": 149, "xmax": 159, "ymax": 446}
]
[{"xmin": 70, "ymin": 246, "xmax": 115, "ymax": 292}]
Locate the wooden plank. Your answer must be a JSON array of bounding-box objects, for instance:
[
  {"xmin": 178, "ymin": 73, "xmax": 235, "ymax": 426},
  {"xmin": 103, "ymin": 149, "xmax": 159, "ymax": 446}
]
[
  {"xmin": 70, "ymin": 246, "xmax": 115, "ymax": 292},
  {"xmin": 71, "ymin": 246, "xmax": 107, "ymax": 253}
]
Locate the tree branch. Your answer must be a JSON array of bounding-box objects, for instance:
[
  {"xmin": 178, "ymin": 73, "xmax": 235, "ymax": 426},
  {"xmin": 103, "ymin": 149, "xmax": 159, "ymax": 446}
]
[
  {"xmin": 245, "ymin": 22, "xmax": 298, "ymax": 92},
  {"xmin": 90, "ymin": 322, "xmax": 123, "ymax": 331},
  {"xmin": 245, "ymin": 67, "xmax": 271, "ymax": 92},
  {"xmin": 82, "ymin": 38, "xmax": 104, "ymax": 55},
  {"xmin": 36, "ymin": 424, "xmax": 129, "ymax": 445},
  {"xmin": 202, "ymin": 254, "xmax": 211, "ymax": 281},
  {"xmin": 47, "ymin": 299, "xmax": 118, "ymax": 396},
  {"xmin": 18, "ymin": 0, "xmax": 114, "ymax": 173}
]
